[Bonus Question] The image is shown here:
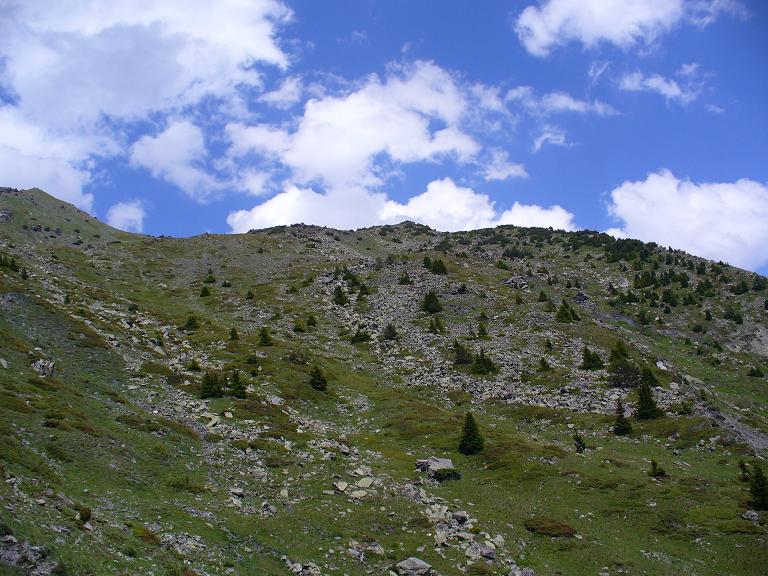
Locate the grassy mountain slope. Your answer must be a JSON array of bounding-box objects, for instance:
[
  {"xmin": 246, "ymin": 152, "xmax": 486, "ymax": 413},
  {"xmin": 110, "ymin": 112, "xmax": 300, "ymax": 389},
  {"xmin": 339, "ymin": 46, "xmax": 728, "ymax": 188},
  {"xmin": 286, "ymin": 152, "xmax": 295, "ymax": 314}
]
[{"xmin": 1, "ymin": 187, "xmax": 767, "ymax": 576}]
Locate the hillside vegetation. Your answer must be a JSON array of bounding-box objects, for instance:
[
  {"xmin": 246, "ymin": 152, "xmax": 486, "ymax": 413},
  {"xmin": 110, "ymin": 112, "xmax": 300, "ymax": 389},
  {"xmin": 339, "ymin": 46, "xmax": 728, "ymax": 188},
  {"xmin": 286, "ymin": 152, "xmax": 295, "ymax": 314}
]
[{"xmin": 1, "ymin": 187, "xmax": 767, "ymax": 576}]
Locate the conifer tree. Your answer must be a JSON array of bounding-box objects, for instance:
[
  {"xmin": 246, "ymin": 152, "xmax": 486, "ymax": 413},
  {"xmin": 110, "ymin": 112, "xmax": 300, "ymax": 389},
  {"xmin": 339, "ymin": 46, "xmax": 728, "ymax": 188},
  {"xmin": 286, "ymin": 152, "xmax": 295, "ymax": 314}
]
[
  {"xmin": 309, "ymin": 365, "xmax": 327, "ymax": 391},
  {"xmin": 350, "ymin": 328, "xmax": 371, "ymax": 343},
  {"xmin": 613, "ymin": 399, "xmax": 632, "ymax": 435},
  {"xmin": 477, "ymin": 321, "xmax": 488, "ymax": 338},
  {"xmin": 453, "ymin": 339, "xmax": 473, "ymax": 365},
  {"xmin": 204, "ymin": 269, "xmax": 216, "ymax": 283},
  {"xmin": 332, "ymin": 285, "xmax": 348, "ymax": 305},
  {"xmin": 636, "ymin": 380, "xmax": 662, "ymax": 419},
  {"xmin": 573, "ymin": 433, "xmax": 586, "ymax": 453},
  {"xmin": 422, "ymin": 290, "xmax": 443, "ymax": 314},
  {"xmin": 423, "ymin": 256, "xmax": 432, "ymax": 269},
  {"xmin": 428, "ymin": 316, "xmax": 444, "ymax": 334},
  {"xmin": 649, "ymin": 459, "xmax": 667, "ymax": 478},
  {"xmin": 537, "ymin": 290, "xmax": 549, "ymax": 302},
  {"xmin": 580, "ymin": 346, "xmax": 604, "ymax": 370},
  {"xmin": 458, "ymin": 412, "xmax": 484, "ymax": 455},
  {"xmin": 245, "ymin": 290, "xmax": 254, "ymax": 299},
  {"xmin": 258, "ymin": 326, "xmax": 273, "ymax": 346},
  {"xmin": 555, "ymin": 301, "xmax": 573, "ymax": 322},
  {"xmin": 471, "ymin": 348, "xmax": 498, "ymax": 375},
  {"xmin": 200, "ymin": 371, "xmax": 223, "ymax": 399},
  {"xmin": 306, "ymin": 314, "xmax": 317, "ymax": 327},
  {"xmin": 184, "ymin": 316, "xmax": 199, "ymax": 331},
  {"xmin": 200, "ymin": 286, "xmax": 210, "ymax": 297},
  {"xmin": 749, "ymin": 464, "xmax": 768, "ymax": 510},
  {"xmin": 382, "ymin": 323, "xmax": 398, "ymax": 340},
  {"xmin": 538, "ymin": 357, "xmax": 551, "ymax": 372},
  {"xmin": 430, "ymin": 259, "xmax": 447, "ymax": 274},
  {"xmin": 398, "ymin": 271, "xmax": 413, "ymax": 285},
  {"xmin": 229, "ymin": 369, "xmax": 247, "ymax": 399},
  {"xmin": 229, "ymin": 327, "xmax": 239, "ymax": 340}
]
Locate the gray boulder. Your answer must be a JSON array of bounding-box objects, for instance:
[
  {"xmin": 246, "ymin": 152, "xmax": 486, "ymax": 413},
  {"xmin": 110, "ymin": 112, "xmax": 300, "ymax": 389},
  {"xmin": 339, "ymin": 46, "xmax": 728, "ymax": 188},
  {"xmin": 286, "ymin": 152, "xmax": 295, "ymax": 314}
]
[{"xmin": 396, "ymin": 556, "xmax": 432, "ymax": 575}]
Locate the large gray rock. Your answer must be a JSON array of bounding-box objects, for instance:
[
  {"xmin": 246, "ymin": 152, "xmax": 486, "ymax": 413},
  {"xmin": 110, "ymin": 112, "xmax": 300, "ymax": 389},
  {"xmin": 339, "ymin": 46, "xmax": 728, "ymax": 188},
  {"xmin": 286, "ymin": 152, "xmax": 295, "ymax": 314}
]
[
  {"xmin": 396, "ymin": 556, "xmax": 432, "ymax": 575},
  {"xmin": 415, "ymin": 457, "xmax": 455, "ymax": 477}
]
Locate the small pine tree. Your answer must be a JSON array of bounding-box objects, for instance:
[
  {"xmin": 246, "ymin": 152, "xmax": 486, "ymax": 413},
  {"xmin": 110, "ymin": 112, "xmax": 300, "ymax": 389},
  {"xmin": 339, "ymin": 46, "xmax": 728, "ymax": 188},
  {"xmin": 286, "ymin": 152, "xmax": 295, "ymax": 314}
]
[
  {"xmin": 749, "ymin": 464, "xmax": 768, "ymax": 510},
  {"xmin": 580, "ymin": 346, "xmax": 604, "ymax": 370},
  {"xmin": 245, "ymin": 290, "xmax": 254, "ymax": 299},
  {"xmin": 309, "ymin": 365, "xmax": 327, "ymax": 391},
  {"xmin": 332, "ymin": 285, "xmax": 348, "ymax": 305},
  {"xmin": 538, "ymin": 357, "xmax": 551, "ymax": 372},
  {"xmin": 477, "ymin": 321, "xmax": 488, "ymax": 338},
  {"xmin": 350, "ymin": 328, "xmax": 371, "ymax": 343},
  {"xmin": 423, "ymin": 256, "xmax": 432, "ymax": 269},
  {"xmin": 21, "ymin": 268, "xmax": 28, "ymax": 280},
  {"xmin": 200, "ymin": 286, "xmax": 210, "ymax": 297},
  {"xmin": 422, "ymin": 290, "xmax": 443, "ymax": 314},
  {"xmin": 637, "ymin": 309, "xmax": 651, "ymax": 325},
  {"xmin": 430, "ymin": 259, "xmax": 447, "ymax": 274},
  {"xmin": 382, "ymin": 323, "xmax": 398, "ymax": 340},
  {"xmin": 609, "ymin": 340, "xmax": 630, "ymax": 362},
  {"xmin": 636, "ymin": 380, "xmax": 662, "ymax": 419},
  {"xmin": 555, "ymin": 301, "xmax": 573, "ymax": 323},
  {"xmin": 613, "ymin": 399, "xmax": 632, "ymax": 435},
  {"xmin": 428, "ymin": 316, "xmax": 444, "ymax": 334},
  {"xmin": 229, "ymin": 370, "xmax": 247, "ymax": 399},
  {"xmin": 186, "ymin": 358, "xmax": 201, "ymax": 371},
  {"xmin": 458, "ymin": 413, "xmax": 484, "ymax": 455},
  {"xmin": 200, "ymin": 371, "xmax": 223, "ymax": 399},
  {"xmin": 608, "ymin": 356, "xmax": 641, "ymax": 388},
  {"xmin": 747, "ymin": 366, "xmax": 765, "ymax": 377},
  {"xmin": 649, "ymin": 459, "xmax": 667, "ymax": 478},
  {"xmin": 229, "ymin": 327, "xmax": 239, "ymax": 340},
  {"xmin": 204, "ymin": 269, "xmax": 216, "ymax": 283},
  {"xmin": 471, "ymin": 348, "xmax": 498, "ymax": 375},
  {"xmin": 306, "ymin": 314, "xmax": 317, "ymax": 327},
  {"xmin": 544, "ymin": 338, "xmax": 553, "ymax": 351},
  {"xmin": 537, "ymin": 290, "xmax": 549, "ymax": 303},
  {"xmin": 453, "ymin": 339, "xmax": 473, "ymax": 365},
  {"xmin": 573, "ymin": 433, "xmax": 586, "ymax": 453},
  {"xmin": 184, "ymin": 316, "xmax": 199, "ymax": 331},
  {"xmin": 258, "ymin": 326, "xmax": 273, "ymax": 346},
  {"xmin": 398, "ymin": 271, "xmax": 412, "ymax": 285}
]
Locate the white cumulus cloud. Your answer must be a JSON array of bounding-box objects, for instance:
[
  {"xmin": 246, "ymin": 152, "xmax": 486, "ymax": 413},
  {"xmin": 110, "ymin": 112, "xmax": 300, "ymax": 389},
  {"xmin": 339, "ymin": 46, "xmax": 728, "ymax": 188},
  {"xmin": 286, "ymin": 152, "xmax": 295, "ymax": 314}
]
[
  {"xmin": 606, "ymin": 169, "xmax": 768, "ymax": 270},
  {"xmin": 227, "ymin": 61, "xmax": 480, "ymax": 191},
  {"xmin": 0, "ymin": 0, "xmax": 291, "ymax": 207},
  {"xmin": 106, "ymin": 200, "xmax": 145, "ymax": 232},
  {"xmin": 227, "ymin": 177, "xmax": 575, "ymax": 233},
  {"xmin": 130, "ymin": 120, "xmax": 223, "ymax": 201},
  {"xmin": 515, "ymin": 0, "xmax": 744, "ymax": 57},
  {"xmin": 482, "ymin": 149, "xmax": 528, "ymax": 181}
]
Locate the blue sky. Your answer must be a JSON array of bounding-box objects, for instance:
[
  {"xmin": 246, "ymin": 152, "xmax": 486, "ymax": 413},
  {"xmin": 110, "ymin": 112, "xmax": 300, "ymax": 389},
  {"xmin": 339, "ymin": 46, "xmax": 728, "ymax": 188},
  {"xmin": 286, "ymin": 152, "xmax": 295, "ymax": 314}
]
[{"xmin": 1, "ymin": 0, "xmax": 767, "ymax": 271}]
